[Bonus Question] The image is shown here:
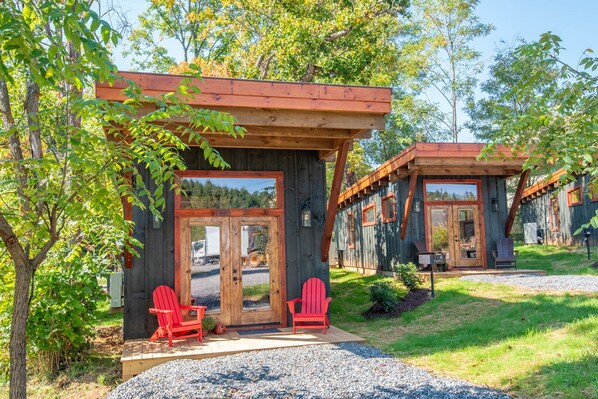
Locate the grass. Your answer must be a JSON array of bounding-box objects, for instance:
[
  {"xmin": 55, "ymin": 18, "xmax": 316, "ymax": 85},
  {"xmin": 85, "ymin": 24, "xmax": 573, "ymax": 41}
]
[
  {"xmin": 330, "ymin": 265, "xmax": 598, "ymax": 399},
  {"xmin": 516, "ymin": 244, "xmax": 598, "ymax": 275},
  {"xmin": 242, "ymin": 283, "xmax": 270, "ymax": 300}
]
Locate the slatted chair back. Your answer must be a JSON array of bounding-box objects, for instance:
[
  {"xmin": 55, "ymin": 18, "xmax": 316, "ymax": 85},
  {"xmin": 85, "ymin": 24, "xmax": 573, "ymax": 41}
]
[
  {"xmin": 153, "ymin": 285, "xmax": 183, "ymax": 326},
  {"xmin": 301, "ymin": 277, "xmax": 326, "ymax": 314},
  {"xmin": 497, "ymin": 238, "xmax": 515, "ymax": 259}
]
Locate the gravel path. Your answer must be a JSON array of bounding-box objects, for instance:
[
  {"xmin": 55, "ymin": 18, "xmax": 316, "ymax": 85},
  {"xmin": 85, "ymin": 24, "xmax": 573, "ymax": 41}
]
[
  {"xmin": 108, "ymin": 343, "xmax": 511, "ymax": 399},
  {"xmin": 460, "ymin": 274, "xmax": 598, "ymax": 292}
]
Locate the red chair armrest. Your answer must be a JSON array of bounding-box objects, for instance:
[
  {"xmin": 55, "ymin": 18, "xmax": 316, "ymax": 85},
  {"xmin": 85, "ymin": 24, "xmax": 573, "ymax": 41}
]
[
  {"xmin": 287, "ymin": 298, "xmax": 301, "ymax": 314},
  {"xmin": 323, "ymin": 297, "xmax": 332, "ymax": 313},
  {"xmin": 149, "ymin": 308, "xmax": 173, "ymax": 326},
  {"xmin": 181, "ymin": 305, "xmax": 207, "ymax": 320},
  {"xmin": 149, "ymin": 308, "xmax": 173, "ymax": 315}
]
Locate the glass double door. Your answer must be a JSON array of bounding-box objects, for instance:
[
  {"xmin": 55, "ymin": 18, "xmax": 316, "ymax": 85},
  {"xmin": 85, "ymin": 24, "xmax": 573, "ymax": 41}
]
[
  {"xmin": 179, "ymin": 216, "xmax": 281, "ymax": 326},
  {"xmin": 426, "ymin": 205, "xmax": 482, "ymax": 268}
]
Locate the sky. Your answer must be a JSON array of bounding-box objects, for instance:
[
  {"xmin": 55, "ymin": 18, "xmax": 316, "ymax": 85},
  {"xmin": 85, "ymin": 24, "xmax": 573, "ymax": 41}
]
[{"xmin": 112, "ymin": 1, "xmax": 598, "ymax": 142}]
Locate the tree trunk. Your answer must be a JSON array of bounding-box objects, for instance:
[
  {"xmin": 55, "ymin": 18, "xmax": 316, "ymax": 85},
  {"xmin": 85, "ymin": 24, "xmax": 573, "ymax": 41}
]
[{"xmin": 9, "ymin": 261, "xmax": 33, "ymax": 399}]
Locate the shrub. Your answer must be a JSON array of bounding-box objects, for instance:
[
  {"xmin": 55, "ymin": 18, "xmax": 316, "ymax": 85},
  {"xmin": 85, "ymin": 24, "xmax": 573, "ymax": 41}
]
[
  {"xmin": 393, "ymin": 262, "xmax": 424, "ymax": 291},
  {"xmin": 202, "ymin": 316, "xmax": 217, "ymax": 332},
  {"xmin": 368, "ymin": 281, "xmax": 400, "ymax": 313},
  {"xmin": 26, "ymin": 249, "xmax": 108, "ymax": 373}
]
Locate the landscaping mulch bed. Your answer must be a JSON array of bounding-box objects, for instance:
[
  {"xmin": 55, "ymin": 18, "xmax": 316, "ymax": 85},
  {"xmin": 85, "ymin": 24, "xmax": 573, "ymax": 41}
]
[{"xmin": 363, "ymin": 288, "xmax": 431, "ymax": 319}]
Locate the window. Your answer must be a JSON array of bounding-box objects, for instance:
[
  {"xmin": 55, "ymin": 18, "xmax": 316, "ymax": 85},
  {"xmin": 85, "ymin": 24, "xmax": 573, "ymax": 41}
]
[
  {"xmin": 425, "ymin": 183, "xmax": 478, "ymax": 201},
  {"xmin": 549, "ymin": 196, "xmax": 560, "ymax": 232},
  {"xmin": 381, "ymin": 194, "xmax": 396, "ymax": 223},
  {"xmin": 348, "ymin": 212, "xmax": 356, "ymax": 249},
  {"xmin": 362, "ymin": 204, "xmax": 376, "ymax": 227},
  {"xmin": 567, "ymin": 187, "xmax": 583, "ymax": 206},
  {"xmin": 591, "ymin": 183, "xmax": 598, "ymax": 202},
  {"xmin": 179, "ymin": 176, "xmax": 277, "ymax": 209}
]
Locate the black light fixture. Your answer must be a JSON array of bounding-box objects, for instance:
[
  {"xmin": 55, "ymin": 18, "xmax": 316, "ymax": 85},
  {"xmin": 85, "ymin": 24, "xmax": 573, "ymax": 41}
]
[
  {"xmin": 413, "ymin": 198, "xmax": 421, "ymax": 213},
  {"xmin": 301, "ymin": 201, "xmax": 312, "ymax": 227},
  {"xmin": 491, "ymin": 198, "xmax": 499, "ymax": 212}
]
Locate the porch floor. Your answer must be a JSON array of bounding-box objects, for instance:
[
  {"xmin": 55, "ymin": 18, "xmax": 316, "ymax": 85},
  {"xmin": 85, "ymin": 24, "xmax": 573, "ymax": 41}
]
[
  {"xmin": 121, "ymin": 326, "xmax": 364, "ymax": 381},
  {"xmin": 418, "ymin": 268, "xmax": 546, "ymax": 280}
]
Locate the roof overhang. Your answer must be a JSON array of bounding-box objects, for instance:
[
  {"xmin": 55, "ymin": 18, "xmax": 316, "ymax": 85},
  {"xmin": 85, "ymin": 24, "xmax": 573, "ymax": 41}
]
[
  {"xmin": 520, "ymin": 169, "xmax": 568, "ymax": 203},
  {"xmin": 95, "ymin": 72, "xmax": 392, "ymax": 160},
  {"xmin": 338, "ymin": 143, "xmax": 528, "ymax": 208}
]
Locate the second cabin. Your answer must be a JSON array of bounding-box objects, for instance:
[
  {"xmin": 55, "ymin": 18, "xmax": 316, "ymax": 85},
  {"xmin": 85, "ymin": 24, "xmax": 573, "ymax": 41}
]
[{"xmin": 333, "ymin": 143, "xmax": 528, "ymax": 273}]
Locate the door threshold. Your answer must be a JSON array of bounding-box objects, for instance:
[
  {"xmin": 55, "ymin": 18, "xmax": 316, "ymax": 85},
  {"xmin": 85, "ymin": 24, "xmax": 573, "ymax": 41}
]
[{"xmin": 227, "ymin": 322, "xmax": 283, "ymax": 331}]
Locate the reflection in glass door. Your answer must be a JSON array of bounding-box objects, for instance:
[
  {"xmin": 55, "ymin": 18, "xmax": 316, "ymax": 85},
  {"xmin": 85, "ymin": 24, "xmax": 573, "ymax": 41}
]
[
  {"xmin": 180, "ymin": 216, "xmax": 280, "ymax": 327},
  {"xmin": 426, "ymin": 205, "xmax": 482, "ymax": 268},
  {"xmin": 452, "ymin": 206, "xmax": 481, "ymax": 267}
]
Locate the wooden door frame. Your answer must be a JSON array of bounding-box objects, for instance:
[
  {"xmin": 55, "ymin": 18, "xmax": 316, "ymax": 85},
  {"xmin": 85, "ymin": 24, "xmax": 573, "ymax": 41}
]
[
  {"xmin": 422, "ymin": 179, "xmax": 487, "ymax": 268},
  {"xmin": 174, "ymin": 170, "xmax": 287, "ymax": 328}
]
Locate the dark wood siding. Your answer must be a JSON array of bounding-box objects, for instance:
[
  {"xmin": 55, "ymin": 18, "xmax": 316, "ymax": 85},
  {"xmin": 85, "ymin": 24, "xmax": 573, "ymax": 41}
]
[
  {"xmin": 334, "ymin": 175, "xmax": 510, "ymax": 272},
  {"xmin": 522, "ymin": 174, "xmax": 598, "ymax": 246},
  {"xmin": 125, "ymin": 149, "xmax": 328, "ymax": 339}
]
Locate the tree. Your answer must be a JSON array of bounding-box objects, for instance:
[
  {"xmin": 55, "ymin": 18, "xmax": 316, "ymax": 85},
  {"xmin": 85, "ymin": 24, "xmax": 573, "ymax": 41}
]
[
  {"xmin": 124, "ymin": 0, "xmax": 234, "ymax": 72},
  {"xmin": 466, "ymin": 40, "xmax": 558, "ymax": 141},
  {"xmin": 125, "ymin": 0, "xmax": 407, "ymax": 85},
  {"xmin": 362, "ymin": 93, "xmax": 449, "ymax": 164},
  {"xmin": 397, "ymin": 0, "xmax": 493, "ymax": 142},
  {"xmin": 481, "ymin": 33, "xmax": 598, "ymax": 227},
  {"xmin": 0, "ymin": 1, "xmax": 242, "ymax": 397}
]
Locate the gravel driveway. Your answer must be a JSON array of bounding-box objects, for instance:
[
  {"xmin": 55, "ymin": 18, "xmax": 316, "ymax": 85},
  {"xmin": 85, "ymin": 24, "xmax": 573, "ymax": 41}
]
[
  {"xmin": 108, "ymin": 343, "xmax": 511, "ymax": 399},
  {"xmin": 460, "ymin": 274, "xmax": 598, "ymax": 292}
]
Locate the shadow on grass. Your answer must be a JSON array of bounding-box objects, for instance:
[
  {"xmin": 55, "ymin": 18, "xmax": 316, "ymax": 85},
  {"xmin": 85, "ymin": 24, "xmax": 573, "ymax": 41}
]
[{"xmin": 387, "ymin": 286, "xmax": 597, "ymax": 357}]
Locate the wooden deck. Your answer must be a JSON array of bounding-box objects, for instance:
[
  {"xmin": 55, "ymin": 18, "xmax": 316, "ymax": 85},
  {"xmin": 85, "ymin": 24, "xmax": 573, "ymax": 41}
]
[{"xmin": 122, "ymin": 326, "xmax": 364, "ymax": 381}]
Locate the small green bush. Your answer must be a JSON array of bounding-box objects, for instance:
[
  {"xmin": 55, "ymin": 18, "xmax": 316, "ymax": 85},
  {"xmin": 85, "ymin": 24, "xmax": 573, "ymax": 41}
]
[
  {"xmin": 368, "ymin": 281, "xmax": 400, "ymax": 313},
  {"xmin": 202, "ymin": 316, "xmax": 216, "ymax": 332},
  {"xmin": 393, "ymin": 262, "xmax": 424, "ymax": 291}
]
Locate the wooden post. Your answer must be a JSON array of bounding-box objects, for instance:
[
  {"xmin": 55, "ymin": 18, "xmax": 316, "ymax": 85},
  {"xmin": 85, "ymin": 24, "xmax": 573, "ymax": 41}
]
[
  {"xmin": 321, "ymin": 140, "xmax": 350, "ymax": 262},
  {"xmin": 505, "ymin": 169, "xmax": 530, "ymax": 237},
  {"xmin": 400, "ymin": 169, "xmax": 419, "ymax": 240}
]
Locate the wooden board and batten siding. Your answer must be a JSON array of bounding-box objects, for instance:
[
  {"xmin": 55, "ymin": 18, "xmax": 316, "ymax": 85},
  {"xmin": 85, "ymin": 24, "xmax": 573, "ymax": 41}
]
[
  {"xmin": 334, "ymin": 175, "xmax": 509, "ymax": 273},
  {"xmin": 125, "ymin": 148, "xmax": 329, "ymax": 339},
  {"xmin": 521, "ymin": 173, "xmax": 598, "ymax": 246},
  {"xmin": 333, "ymin": 143, "xmax": 526, "ymax": 273},
  {"xmin": 96, "ymin": 72, "xmax": 392, "ymax": 339}
]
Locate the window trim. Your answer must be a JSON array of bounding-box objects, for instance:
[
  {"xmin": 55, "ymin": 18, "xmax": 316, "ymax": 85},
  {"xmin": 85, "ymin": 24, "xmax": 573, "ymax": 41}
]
[
  {"xmin": 549, "ymin": 195, "xmax": 560, "ymax": 232},
  {"xmin": 347, "ymin": 211, "xmax": 356, "ymax": 249},
  {"xmin": 381, "ymin": 193, "xmax": 397, "ymax": 223},
  {"xmin": 362, "ymin": 203, "xmax": 376, "ymax": 227},
  {"xmin": 567, "ymin": 187, "xmax": 583, "ymax": 207}
]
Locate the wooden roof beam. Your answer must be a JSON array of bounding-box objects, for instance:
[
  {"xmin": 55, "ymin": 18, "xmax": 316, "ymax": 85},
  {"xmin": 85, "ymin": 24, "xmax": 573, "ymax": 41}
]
[
  {"xmin": 322, "ymin": 140, "xmax": 350, "ymax": 262},
  {"xmin": 135, "ymin": 104, "xmax": 386, "ymax": 131},
  {"xmin": 506, "ymin": 169, "xmax": 531, "ymax": 237},
  {"xmin": 400, "ymin": 169, "xmax": 419, "ymax": 240}
]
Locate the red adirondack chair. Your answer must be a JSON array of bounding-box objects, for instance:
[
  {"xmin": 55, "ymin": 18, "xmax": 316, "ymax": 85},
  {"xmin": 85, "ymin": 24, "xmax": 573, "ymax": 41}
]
[
  {"xmin": 149, "ymin": 285, "xmax": 207, "ymax": 347},
  {"xmin": 287, "ymin": 277, "xmax": 331, "ymax": 334}
]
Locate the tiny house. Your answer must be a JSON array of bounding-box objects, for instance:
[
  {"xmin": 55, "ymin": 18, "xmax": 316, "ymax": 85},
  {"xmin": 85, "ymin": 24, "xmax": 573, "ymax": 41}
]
[
  {"xmin": 521, "ymin": 170, "xmax": 598, "ymax": 246},
  {"xmin": 96, "ymin": 72, "xmax": 391, "ymax": 339},
  {"xmin": 333, "ymin": 143, "xmax": 528, "ymax": 273}
]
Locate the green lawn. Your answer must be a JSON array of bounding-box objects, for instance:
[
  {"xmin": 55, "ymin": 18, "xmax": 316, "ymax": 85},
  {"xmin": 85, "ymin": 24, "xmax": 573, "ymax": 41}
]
[
  {"xmin": 330, "ymin": 257, "xmax": 598, "ymax": 399},
  {"xmin": 516, "ymin": 244, "xmax": 598, "ymax": 275}
]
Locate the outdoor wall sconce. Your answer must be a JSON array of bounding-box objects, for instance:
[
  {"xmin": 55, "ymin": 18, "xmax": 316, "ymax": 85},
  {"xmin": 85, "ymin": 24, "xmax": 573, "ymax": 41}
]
[
  {"xmin": 301, "ymin": 201, "xmax": 312, "ymax": 227},
  {"xmin": 152, "ymin": 213, "xmax": 162, "ymax": 229},
  {"xmin": 413, "ymin": 198, "xmax": 421, "ymax": 213},
  {"xmin": 491, "ymin": 198, "xmax": 499, "ymax": 212}
]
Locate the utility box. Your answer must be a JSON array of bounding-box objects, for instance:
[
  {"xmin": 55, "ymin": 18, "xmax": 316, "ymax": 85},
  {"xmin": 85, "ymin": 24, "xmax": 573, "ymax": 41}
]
[
  {"xmin": 109, "ymin": 272, "xmax": 124, "ymax": 308},
  {"xmin": 524, "ymin": 223, "xmax": 538, "ymax": 244}
]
